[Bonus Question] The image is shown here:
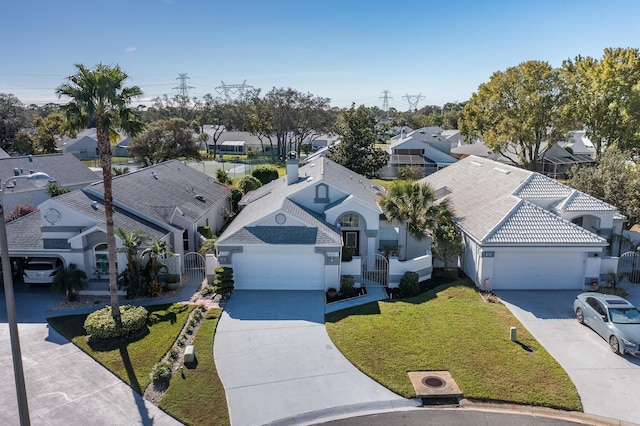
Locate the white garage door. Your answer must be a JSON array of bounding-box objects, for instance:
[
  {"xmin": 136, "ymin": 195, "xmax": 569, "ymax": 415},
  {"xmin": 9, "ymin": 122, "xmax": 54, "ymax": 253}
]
[
  {"xmin": 491, "ymin": 250, "xmax": 585, "ymax": 290},
  {"xmin": 232, "ymin": 246, "xmax": 325, "ymax": 290}
]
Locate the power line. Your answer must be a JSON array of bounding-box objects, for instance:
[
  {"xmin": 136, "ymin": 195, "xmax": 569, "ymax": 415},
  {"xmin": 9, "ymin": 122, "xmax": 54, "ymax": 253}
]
[
  {"xmin": 172, "ymin": 73, "xmax": 195, "ymax": 106},
  {"xmin": 214, "ymin": 80, "xmax": 253, "ymax": 101},
  {"xmin": 403, "ymin": 93, "xmax": 424, "ymax": 111},
  {"xmin": 379, "ymin": 90, "xmax": 392, "ymax": 112}
]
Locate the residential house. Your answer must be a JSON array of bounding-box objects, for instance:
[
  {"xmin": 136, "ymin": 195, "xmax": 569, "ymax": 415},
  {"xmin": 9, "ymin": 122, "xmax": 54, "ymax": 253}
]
[
  {"xmin": 4, "ymin": 160, "xmax": 230, "ymax": 282},
  {"xmin": 379, "ymin": 127, "xmax": 457, "ymax": 179},
  {"xmin": 215, "ymin": 155, "xmax": 432, "ymax": 291},
  {"xmin": 422, "ymin": 155, "xmax": 623, "ymax": 290},
  {"xmin": 0, "ymin": 153, "xmax": 99, "ymax": 213},
  {"xmin": 57, "ymin": 128, "xmax": 132, "ymax": 159},
  {"xmin": 203, "ymin": 127, "xmax": 265, "ymax": 156}
]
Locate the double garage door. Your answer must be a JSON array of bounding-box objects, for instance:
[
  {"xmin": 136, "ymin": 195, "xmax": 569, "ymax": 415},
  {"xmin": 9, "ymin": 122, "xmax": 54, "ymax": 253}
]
[
  {"xmin": 491, "ymin": 250, "xmax": 585, "ymax": 290},
  {"xmin": 232, "ymin": 245, "xmax": 325, "ymax": 290}
]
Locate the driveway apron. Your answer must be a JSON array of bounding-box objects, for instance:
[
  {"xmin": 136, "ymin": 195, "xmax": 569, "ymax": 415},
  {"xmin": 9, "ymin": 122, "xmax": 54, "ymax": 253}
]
[
  {"xmin": 0, "ymin": 286, "xmax": 181, "ymax": 425},
  {"xmin": 496, "ymin": 290, "xmax": 640, "ymax": 425},
  {"xmin": 214, "ymin": 290, "xmax": 416, "ymax": 426}
]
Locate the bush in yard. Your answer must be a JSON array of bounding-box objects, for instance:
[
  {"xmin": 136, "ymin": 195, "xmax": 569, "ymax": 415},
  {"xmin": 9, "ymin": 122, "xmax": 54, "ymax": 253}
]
[
  {"xmin": 215, "ymin": 168, "xmax": 231, "ymax": 184},
  {"xmin": 51, "ymin": 263, "xmax": 87, "ymax": 302},
  {"xmin": 230, "ymin": 187, "xmax": 243, "ymax": 211},
  {"xmin": 398, "ymin": 271, "xmax": 420, "ymax": 298},
  {"xmin": 150, "ymin": 360, "xmax": 173, "ymax": 382},
  {"xmin": 213, "ymin": 266, "xmax": 234, "ymax": 299},
  {"xmin": 250, "ymin": 165, "xmax": 279, "ymax": 185},
  {"xmin": 84, "ymin": 305, "xmax": 148, "ymax": 340},
  {"xmin": 237, "ymin": 175, "xmax": 262, "ymax": 194},
  {"xmin": 340, "ymin": 275, "xmax": 357, "ymax": 298}
]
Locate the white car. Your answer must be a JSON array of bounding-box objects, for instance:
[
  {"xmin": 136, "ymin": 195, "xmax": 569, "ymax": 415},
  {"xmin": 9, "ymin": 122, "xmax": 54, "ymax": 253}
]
[{"xmin": 23, "ymin": 258, "xmax": 63, "ymax": 284}]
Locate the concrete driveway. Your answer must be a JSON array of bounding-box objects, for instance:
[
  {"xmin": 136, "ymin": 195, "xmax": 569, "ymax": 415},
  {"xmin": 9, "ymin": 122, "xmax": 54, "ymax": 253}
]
[
  {"xmin": 0, "ymin": 283, "xmax": 180, "ymax": 425},
  {"xmin": 496, "ymin": 289, "xmax": 640, "ymax": 425},
  {"xmin": 214, "ymin": 290, "xmax": 418, "ymax": 426}
]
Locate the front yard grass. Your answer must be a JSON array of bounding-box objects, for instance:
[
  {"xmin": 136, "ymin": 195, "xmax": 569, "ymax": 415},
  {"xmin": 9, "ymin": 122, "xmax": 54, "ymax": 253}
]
[
  {"xmin": 159, "ymin": 309, "xmax": 229, "ymax": 426},
  {"xmin": 48, "ymin": 303, "xmax": 193, "ymax": 394},
  {"xmin": 325, "ymin": 281, "xmax": 582, "ymax": 411}
]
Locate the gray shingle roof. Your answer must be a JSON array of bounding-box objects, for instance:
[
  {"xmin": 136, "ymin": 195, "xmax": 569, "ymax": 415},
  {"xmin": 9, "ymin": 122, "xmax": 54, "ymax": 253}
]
[
  {"xmin": 4, "ymin": 189, "xmax": 170, "ymax": 251},
  {"xmin": 0, "ymin": 153, "xmax": 99, "ymax": 193},
  {"xmin": 85, "ymin": 160, "xmax": 229, "ymax": 224},
  {"xmin": 217, "ymin": 157, "xmax": 378, "ymax": 247},
  {"xmin": 422, "ymin": 156, "xmax": 609, "ymax": 246}
]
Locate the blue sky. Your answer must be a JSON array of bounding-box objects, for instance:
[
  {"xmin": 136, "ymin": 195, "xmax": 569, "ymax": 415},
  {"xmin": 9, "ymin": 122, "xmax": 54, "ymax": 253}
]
[{"xmin": 2, "ymin": 0, "xmax": 640, "ymax": 110}]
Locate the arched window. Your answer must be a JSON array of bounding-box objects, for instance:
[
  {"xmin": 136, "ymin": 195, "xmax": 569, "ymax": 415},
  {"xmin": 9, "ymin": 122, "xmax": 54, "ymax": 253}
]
[
  {"xmin": 338, "ymin": 213, "xmax": 359, "ymax": 228},
  {"xmin": 315, "ymin": 183, "xmax": 329, "ymax": 203}
]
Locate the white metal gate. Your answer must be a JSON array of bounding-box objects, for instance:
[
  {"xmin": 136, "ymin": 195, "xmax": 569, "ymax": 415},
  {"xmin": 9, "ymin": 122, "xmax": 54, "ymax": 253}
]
[
  {"xmin": 361, "ymin": 254, "xmax": 389, "ymax": 287},
  {"xmin": 183, "ymin": 252, "xmax": 206, "ymax": 284},
  {"xmin": 618, "ymin": 251, "xmax": 640, "ymax": 284}
]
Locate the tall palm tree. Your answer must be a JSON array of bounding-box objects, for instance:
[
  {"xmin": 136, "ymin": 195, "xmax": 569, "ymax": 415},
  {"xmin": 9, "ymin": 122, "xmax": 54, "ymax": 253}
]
[
  {"xmin": 57, "ymin": 64, "xmax": 145, "ymax": 318},
  {"xmin": 380, "ymin": 180, "xmax": 454, "ymax": 241}
]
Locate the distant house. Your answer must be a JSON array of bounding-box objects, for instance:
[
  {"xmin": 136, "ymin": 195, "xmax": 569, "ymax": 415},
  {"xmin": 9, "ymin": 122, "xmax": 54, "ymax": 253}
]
[
  {"xmin": 0, "ymin": 153, "xmax": 99, "ymax": 213},
  {"xmin": 379, "ymin": 127, "xmax": 457, "ymax": 179},
  {"xmin": 4, "ymin": 160, "xmax": 231, "ymax": 284},
  {"xmin": 304, "ymin": 133, "xmax": 340, "ymax": 150},
  {"xmin": 558, "ymin": 130, "xmax": 596, "ymax": 159},
  {"xmin": 423, "ymin": 155, "xmax": 623, "ymax": 291},
  {"xmin": 202, "ymin": 127, "xmax": 265, "ymax": 155},
  {"xmin": 57, "ymin": 128, "xmax": 131, "ymax": 159}
]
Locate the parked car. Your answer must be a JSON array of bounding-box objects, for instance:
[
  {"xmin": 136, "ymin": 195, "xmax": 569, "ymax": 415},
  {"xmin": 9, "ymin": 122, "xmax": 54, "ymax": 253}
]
[
  {"xmin": 574, "ymin": 292, "xmax": 640, "ymax": 356},
  {"xmin": 23, "ymin": 257, "xmax": 63, "ymax": 284}
]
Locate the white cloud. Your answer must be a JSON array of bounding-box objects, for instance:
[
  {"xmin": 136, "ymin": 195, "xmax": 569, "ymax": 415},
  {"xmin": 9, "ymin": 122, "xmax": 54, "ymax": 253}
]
[{"xmin": 125, "ymin": 47, "xmax": 137, "ymax": 53}]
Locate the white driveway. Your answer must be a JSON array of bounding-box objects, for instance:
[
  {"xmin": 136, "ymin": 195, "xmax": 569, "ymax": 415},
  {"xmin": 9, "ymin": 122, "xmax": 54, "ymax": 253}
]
[
  {"xmin": 214, "ymin": 290, "xmax": 418, "ymax": 426},
  {"xmin": 496, "ymin": 289, "xmax": 640, "ymax": 425}
]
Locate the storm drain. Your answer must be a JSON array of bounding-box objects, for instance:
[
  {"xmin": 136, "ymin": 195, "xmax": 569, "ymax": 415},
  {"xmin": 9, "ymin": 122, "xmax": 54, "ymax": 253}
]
[{"xmin": 408, "ymin": 371, "xmax": 463, "ymax": 405}]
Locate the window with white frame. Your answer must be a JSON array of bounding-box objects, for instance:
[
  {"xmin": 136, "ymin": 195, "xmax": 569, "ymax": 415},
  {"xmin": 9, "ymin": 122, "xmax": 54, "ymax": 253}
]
[{"xmin": 94, "ymin": 243, "xmax": 117, "ymax": 274}]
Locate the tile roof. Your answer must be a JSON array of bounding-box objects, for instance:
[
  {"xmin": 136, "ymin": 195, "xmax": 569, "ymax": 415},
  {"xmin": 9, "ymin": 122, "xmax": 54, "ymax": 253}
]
[
  {"xmin": 552, "ymin": 190, "xmax": 618, "ymax": 212},
  {"xmin": 423, "ymin": 155, "xmax": 611, "ymax": 246},
  {"xmin": 484, "ymin": 201, "xmax": 606, "ymax": 245},
  {"xmin": 512, "ymin": 174, "xmax": 572, "ymax": 198},
  {"xmin": 85, "ymin": 160, "xmax": 230, "ymax": 224}
]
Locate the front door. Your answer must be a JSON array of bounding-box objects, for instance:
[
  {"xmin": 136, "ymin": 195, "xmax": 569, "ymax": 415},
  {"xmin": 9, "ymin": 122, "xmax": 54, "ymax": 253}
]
[{"xmin": 342, "ymin": 230, "xmax": 359, "ymax": 257}]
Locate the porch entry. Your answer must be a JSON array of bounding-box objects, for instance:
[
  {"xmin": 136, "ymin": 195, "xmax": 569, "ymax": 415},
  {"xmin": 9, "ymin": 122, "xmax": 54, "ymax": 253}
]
[
  {"xmin": 618, "ymin": 251, "xmax": 640, "ymax": 285},
  {"xmin": 361, "ymin": 254, "xmax": 388, "ymax": 287},
  {"xmin": 183, "ymin": 252, "xmax": 206, "ymax": 284}
]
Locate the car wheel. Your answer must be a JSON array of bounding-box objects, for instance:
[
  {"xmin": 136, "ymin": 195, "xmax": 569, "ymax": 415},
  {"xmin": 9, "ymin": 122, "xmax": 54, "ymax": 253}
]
[
  {"xmin": 609, "ymin": 336, "xmax": 621, "ymax": 354},
  {"xmin": 576, "ymin": 307, "xmax": 584, "ymax": 324}
]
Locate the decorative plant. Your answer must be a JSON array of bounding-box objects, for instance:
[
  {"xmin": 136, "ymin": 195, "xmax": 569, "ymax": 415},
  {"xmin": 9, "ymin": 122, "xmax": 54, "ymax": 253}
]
[
  {"xmin": 141, "ymin": 240, "xmax": 176, "ymax": 296},
  {"xmin": 213, "ymin": 266, "xmax": 234, "ymax": 299},
  {"xmin": 51, "ymin": 263, "xmax": 88, "ymax": 302}
]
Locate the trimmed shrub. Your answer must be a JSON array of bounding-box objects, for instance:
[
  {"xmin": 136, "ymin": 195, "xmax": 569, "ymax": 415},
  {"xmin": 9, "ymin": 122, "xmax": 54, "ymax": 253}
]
[
  {"xmin": 213, "ymin": 266, "xmax": 234, "ymax": 298},
  {"xmin": 215, "ymin": 168, "xmax": 231, "ymax": 184},
  {"xmin": 150, "ymin": 360, "xmax": 173, "ymax": 382},
  {"xmin": 250, "ymin": 165, "xmax": 279, "ymax": 185},
  {"xmin": 237, "ymin": 175, "xmax": 262, "ymax": 194},
  {"xmin": 84, "ymin": 305, "xmax": 149, "ymax": 340},
  {"xmin": 340, "ymin": 275, "xmax": 357, "ymax": 298},
  {"xmin": 230, "ymin": 187, "xmax": 242, "ymax": 211},
  {"xmin": 398, "ymin": 271, "xmax": 420, "ymax": 298}
]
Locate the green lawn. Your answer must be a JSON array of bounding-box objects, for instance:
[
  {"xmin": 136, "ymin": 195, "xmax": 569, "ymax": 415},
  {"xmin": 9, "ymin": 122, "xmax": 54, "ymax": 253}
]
[
  {"xmin": 48, "ymin": 303, "xmax": 193, "ymax": 394},
  {"xmin": 159, "ymin": 309, "xmax": 229, "ymax": 426},
  {"xmin": 325, "ymin": 281, "xmax": 582, "ymax": 411}
]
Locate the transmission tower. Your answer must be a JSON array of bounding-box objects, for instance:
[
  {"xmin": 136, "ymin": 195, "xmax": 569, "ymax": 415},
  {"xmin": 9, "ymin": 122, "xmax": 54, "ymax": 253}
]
[
  {"xmin": 403, "ymin": 93, "xmax": 424, "ymax": 111},
  {"xmin": 173, "ymin": 73, "xmax": 195, "ymax": 107},
  {"xmin": 379, "ymin": 90, "xmax": 392, "ymax": 112},
  {"xmin": 215, "ymin": 80, "xmax": 254, "ymax": 101}
]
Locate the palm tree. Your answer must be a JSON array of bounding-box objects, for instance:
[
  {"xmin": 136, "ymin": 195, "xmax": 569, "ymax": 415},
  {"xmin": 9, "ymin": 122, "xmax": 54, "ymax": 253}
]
[
  {"xmin": 141, "ymin": 240, "xmax": 177, "ymax": 285},
  {"xmin": 379, "ymin": 180, "xmax": 456, "ymax": 257},
  {"xmin": 51, "ymin": 263, "xmax": 88, "ymax": 302},
  {"xmin": 115, "ymin": 228, "xmax": 149, "ymax": 297},
  {"xmin": 57, "ymin": 64, "xmax": 145, "ymax": 318}
]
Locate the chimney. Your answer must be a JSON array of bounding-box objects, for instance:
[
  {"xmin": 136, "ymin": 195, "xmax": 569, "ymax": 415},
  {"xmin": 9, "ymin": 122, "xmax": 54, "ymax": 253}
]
[{"xmin": 286, "ymin": 151, "xmax": 299, "ymax": 185}]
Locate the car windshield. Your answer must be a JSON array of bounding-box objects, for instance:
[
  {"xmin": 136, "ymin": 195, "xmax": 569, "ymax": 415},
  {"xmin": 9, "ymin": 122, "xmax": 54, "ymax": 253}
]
[
  {"xmin": 609, "ymin": 307, "xmax": 640, "ymax": 324},
  {"xmin": 26, "ymin": 263, "xmax": 55, "ymax": 271}
]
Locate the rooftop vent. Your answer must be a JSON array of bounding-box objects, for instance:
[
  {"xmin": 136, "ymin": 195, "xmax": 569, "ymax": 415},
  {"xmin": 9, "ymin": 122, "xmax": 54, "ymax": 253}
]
[
  {"xmin": 493, "ymin": 167, "xmax": 510, "ymax": 174},
  {"xmin": 91, "ymin": 201, "xmax": 99, "ymax": 210},
  {"xmin": 471, "ymin": 161, "xmax": 483, "ymax": 167},
  {"xmin": 13, "ymin": 168, "xmax": 19, "ymax": 176},
  {"xmin": 151, "ymin": 171, "xmax": 158, "ymax": 180},
  {"xmin": 195, "ymin": 194, "xmax": 206, "ymax": 203}
]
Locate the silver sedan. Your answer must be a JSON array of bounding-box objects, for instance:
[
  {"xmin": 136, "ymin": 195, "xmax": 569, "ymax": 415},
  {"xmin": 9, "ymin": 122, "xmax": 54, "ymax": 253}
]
[{"xmin": 574, "ymin": 292, "xmax": 640, "ymax": 356}]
